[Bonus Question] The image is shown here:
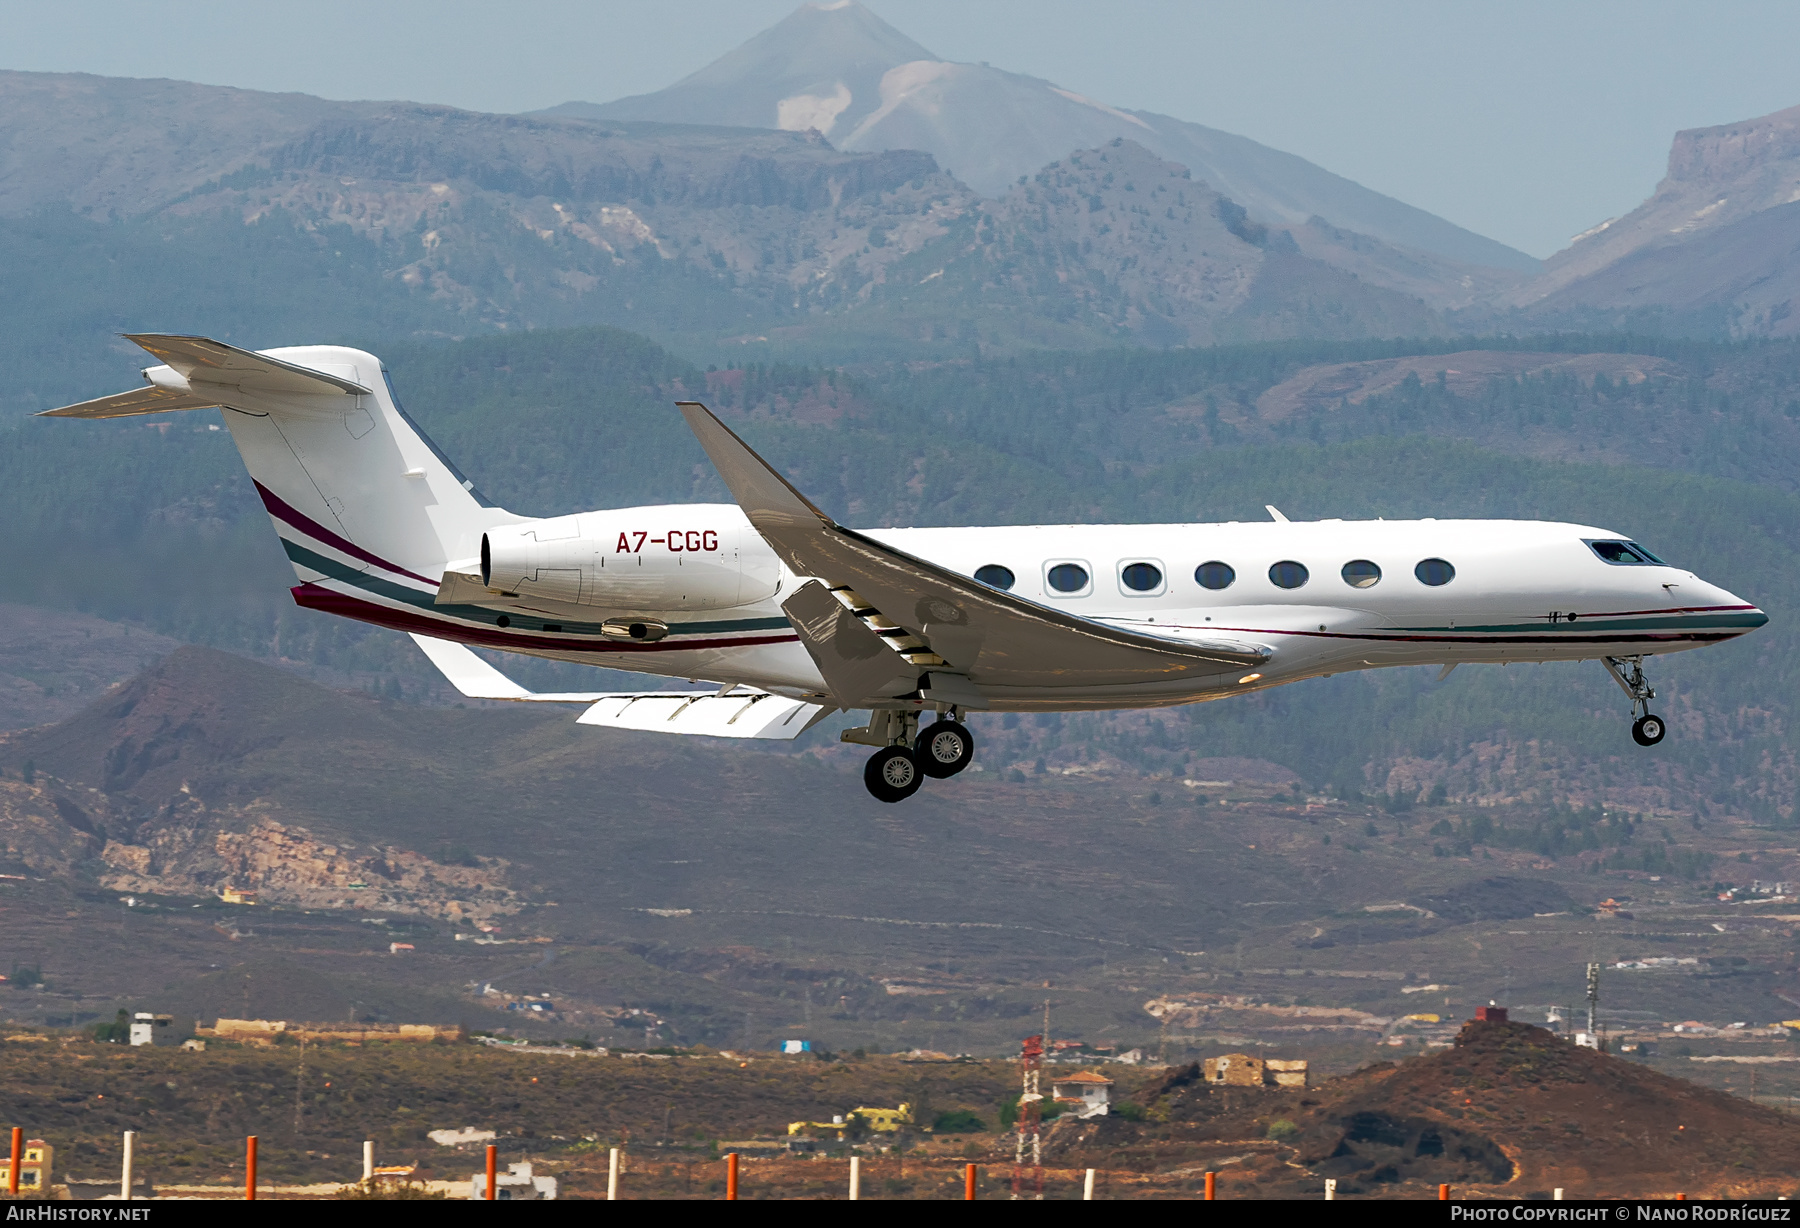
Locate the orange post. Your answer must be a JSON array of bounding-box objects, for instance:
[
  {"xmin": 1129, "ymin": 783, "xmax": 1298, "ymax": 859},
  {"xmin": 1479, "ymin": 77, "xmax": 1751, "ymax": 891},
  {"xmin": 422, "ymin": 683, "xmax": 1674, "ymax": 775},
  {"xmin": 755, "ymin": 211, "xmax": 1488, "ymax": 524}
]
[
  {"xmin": 1205, "ymin": 1170, "xmax": 1216, "ymax": 1200},
  {"xmin": 965, "ymin": 1163, "xmax": 977, "ymax": 1201},
  {"xmin": 245, "ymin": 1136, "xmax": 258, "ymax": 1200},
  {"xmin": 8, "ymin": 1127, "xmax": 19, "ymax": 1195},
  {"xmin": 486, "ymin": 1144, "xmax": 497, "ymax": 1200},
  {"xmin": 1677, "ymin": 1194, "xmax": 1687, "ymax": 1201},
  {"xmin": 726, "ymin": 1151, "xmax": 739, "ymax": 1200},
  {"xmin": 1440, "ymin": 1183, "xmax": 1450, "ymax": 1200}
]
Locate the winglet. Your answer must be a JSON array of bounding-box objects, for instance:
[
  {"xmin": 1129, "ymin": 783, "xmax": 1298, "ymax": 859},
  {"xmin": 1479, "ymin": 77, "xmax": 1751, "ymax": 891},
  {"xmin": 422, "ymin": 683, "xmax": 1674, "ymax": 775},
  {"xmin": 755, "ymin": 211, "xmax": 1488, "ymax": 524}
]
[
  {"xmin": 1265, "ymin": 505, "xmax": 1290, "ymax": 523},
  {"xmin": 677, "ymin": 401, "xmax": 835, "ymax": 534}
]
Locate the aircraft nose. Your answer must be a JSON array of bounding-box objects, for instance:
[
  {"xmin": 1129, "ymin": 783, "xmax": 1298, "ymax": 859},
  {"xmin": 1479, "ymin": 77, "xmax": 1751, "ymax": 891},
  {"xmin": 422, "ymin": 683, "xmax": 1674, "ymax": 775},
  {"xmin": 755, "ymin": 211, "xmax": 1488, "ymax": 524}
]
[{"xmin": 1701, "ymin": 579, "xmax": 1768, "ymax": 632}]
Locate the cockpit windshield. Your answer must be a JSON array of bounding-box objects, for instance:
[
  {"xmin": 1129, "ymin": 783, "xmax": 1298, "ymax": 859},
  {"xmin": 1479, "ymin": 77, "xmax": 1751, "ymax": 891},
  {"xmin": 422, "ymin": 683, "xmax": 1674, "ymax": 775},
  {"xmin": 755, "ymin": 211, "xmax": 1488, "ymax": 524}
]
[{"xmin": 1587, "ymin": 540, "xmax": 1668, "ymax": 566}]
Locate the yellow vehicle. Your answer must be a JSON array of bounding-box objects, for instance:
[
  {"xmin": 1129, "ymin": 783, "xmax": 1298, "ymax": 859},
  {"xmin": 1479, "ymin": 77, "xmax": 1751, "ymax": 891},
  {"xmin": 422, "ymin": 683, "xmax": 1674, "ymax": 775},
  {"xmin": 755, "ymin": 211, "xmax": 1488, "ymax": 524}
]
[{"xmin": 787, "ymin": 1103, "xmax": 912, "ymax": 1136}]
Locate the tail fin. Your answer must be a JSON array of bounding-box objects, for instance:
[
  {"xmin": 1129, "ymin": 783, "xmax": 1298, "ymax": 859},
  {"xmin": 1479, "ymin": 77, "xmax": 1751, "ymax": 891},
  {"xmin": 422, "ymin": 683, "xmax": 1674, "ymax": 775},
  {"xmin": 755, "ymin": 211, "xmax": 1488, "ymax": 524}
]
[{"xmin": 42, "ymin": 334, "xmax": 521, "ymax": 589}]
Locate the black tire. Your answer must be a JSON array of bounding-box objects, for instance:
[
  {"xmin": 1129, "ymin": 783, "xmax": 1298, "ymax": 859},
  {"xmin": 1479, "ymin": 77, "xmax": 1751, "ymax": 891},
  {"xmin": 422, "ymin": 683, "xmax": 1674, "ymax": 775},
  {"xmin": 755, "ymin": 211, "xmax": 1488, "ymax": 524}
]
[
  {"xmin": 1632, "ymin": 714, "xmax": 1666, "ymax": 746},
  {"xmin": 915, "ymin": 720, "xmax": 975, "ymax": 778},
  {"xmin": 864, "ymin": 746, "xmax": 924, "ymax": 802}
]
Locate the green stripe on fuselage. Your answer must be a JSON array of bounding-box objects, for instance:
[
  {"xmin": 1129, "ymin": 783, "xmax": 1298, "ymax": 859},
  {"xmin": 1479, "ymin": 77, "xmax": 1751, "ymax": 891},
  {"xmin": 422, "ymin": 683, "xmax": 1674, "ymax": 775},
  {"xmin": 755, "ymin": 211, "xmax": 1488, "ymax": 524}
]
[
  {"xmin": 278, "ymin": 538, "xmax": 790, "ymax": 637},
  {"xmin": 1387, "ymin": 611, "xmax": 1767, "ymax": 636}
]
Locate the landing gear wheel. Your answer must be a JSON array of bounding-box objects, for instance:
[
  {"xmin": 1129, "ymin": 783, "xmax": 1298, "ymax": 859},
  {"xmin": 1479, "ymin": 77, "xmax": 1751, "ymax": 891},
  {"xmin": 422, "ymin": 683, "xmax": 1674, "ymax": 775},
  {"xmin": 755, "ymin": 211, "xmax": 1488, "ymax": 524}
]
[
  {"xmin": 915, "ymin": 720, "xmax": 975, "ymax": 778},
  {"xmin": 864, "ymin": 745, "xmax": 924, "ymax": 803},
  {"xmin": 1632, "ymin": 714, "xmax": 1666, "ymax": 746}
]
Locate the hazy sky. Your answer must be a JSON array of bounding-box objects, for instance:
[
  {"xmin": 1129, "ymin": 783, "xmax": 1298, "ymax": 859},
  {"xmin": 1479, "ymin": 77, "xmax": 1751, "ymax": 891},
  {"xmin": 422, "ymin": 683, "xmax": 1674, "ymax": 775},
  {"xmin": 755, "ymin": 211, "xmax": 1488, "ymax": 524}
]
[{"xmin": 8, "ymin": 0, "xmax": 1799, "ymax": 258}]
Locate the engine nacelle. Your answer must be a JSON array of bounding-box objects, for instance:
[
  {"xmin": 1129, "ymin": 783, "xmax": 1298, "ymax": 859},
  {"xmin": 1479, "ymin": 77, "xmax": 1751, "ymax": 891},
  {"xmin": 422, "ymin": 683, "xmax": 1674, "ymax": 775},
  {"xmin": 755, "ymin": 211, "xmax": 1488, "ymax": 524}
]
[{"xmin": 480, "ymin": 504, "xmax": 779, "ymax": 612}]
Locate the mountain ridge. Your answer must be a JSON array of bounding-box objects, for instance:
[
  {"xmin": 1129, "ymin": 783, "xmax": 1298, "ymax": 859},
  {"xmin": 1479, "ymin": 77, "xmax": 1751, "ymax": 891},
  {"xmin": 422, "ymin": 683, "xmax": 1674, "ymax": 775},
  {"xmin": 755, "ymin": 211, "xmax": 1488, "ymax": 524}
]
[
  {"xmin": 1503, "ymin": 103, "xmax": 1800, "ymax": 336},
  {"xmin": 548, "ymin": 1, "xmax": 1537, "ymax": 273},
  {"xmin": 0, "ymin": 68, "xmax": 1479, "ymax": 356}
]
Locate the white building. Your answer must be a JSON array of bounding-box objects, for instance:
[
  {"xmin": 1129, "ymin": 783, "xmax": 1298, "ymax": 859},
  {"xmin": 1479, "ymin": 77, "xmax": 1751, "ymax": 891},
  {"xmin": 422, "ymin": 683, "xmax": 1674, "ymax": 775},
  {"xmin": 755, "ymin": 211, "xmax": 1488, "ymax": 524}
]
[
  {"xmin": 1051, "ymin": 1070, "xmax": 1114, "ymax": 1119},
  {"xmin": 467, "ymin": 1160, "xmax": 557, "ymax": 1200},
  {"xmin": 128, "ymin": 1013, "xmax": 172, "ymax": 1046}
]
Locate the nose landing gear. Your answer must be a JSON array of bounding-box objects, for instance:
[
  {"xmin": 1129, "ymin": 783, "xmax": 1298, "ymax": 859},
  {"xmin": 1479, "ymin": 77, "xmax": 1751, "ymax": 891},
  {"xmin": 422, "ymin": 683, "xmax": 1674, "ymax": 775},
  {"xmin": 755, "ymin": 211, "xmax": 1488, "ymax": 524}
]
[{"xmin": 1604, "ymin": 656, "xmax": 1666, "ymax": 746}]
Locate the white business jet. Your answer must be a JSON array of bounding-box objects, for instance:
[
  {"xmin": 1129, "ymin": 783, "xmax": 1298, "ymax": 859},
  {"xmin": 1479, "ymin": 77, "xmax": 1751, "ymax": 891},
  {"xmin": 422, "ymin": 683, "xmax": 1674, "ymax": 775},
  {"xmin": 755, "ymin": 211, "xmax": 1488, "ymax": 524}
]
[{"xmin": 46, "ymin": 336, "xmax": 1767, "ymax": 802}]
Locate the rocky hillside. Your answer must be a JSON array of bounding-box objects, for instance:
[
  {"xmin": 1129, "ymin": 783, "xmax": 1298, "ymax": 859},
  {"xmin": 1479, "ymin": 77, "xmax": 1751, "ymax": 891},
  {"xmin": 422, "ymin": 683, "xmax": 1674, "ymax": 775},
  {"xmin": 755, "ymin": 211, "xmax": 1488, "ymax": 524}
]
[
  {"xmin": 1048, "ymin": 1017, "xmax": 1800, "ymax": 1198},
  {"xmin": 1509, "ymin": 103, "xmax": 1800, "ymax": 336},
  {"xmin": 835, "ymin": 140, "xmax": 1446, "ymax": 346},
  {"xmin": 0, "ymin": 67, "xmax": 1481, "ymax": 360}
]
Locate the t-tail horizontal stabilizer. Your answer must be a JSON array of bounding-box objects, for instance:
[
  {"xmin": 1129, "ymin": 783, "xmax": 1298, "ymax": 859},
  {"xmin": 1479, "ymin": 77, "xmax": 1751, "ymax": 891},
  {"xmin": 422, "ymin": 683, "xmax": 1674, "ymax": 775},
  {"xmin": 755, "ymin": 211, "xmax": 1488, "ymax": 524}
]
[
  {"xmin": 409, "ymin": 634, "xmax": 827, "ymax": 740},
  {"xmin": 38, "ymin": 334, "xmax": 372, "ymax": 418}
]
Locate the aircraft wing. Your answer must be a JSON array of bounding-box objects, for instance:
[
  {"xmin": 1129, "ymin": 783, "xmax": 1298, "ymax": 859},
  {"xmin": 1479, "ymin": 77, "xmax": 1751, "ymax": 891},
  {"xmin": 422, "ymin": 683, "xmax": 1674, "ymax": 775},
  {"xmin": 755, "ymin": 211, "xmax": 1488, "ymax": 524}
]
[
  {"xmin": 39, "ymin": 333, "xmax": 370, "ymax": 419},
  {"xmin": 36, "ymin": 384, "xmax": 222, "ymax": 420},
  {"xmin": 410, "ymin": 634, "xmax": 827, "ymax": 740},
  {"xmin": 677, "ymin": 402, "xmax": 1270, "ymax": 700}
]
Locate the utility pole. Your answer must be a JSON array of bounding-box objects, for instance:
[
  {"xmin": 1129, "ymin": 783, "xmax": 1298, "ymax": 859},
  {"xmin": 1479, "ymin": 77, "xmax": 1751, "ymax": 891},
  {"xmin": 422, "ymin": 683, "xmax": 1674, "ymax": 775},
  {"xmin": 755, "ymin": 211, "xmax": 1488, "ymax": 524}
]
[
  {"xmin": 294, "ymin": 1035, "xmax": 307, "ymax": 1137},
  {"xmin": 1012, "ymin": 1034, "xmax": 1044, "ymax": 1200},
  {"xmin": 1581, "ymin": 961, "xmax": 1609, "ymax": 1051}
]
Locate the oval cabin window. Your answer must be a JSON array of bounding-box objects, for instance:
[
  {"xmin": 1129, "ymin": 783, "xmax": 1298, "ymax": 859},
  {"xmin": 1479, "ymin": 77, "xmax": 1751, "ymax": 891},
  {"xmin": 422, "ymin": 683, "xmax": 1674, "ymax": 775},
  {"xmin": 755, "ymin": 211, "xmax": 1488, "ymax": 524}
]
[
  {"xmin": 1341, "ymin": 560, "xmax": 1381, "ymax": 588},
  {"xmin": 1195, "ymin": 561, "xmax": 1236, "ymax": 590},
  {"xmin": 1415, "ymin": 558, "xmax": 1456, "ymax": 586},
  {"xmin": 1268, "ymin": 560, "xmax": 1309, "ymax": 589},
  {"xmin": 1121, "ymin": 562, "xmax": 1163, "ymax": 592},
  {"xmin": 1047, "ymin": 563, "xmax": 1090, "ymax": 593},
  {"xmin": 975, "ymin": 564, "xmax": 1015, "ymax": 590}
]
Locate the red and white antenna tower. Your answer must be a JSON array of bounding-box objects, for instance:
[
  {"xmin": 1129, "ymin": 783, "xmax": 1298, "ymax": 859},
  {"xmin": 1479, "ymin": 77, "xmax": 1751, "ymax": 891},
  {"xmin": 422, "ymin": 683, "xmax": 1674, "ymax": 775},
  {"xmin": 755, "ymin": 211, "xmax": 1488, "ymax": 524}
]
[{"xmin": 1012, "ymin": 1031, "xmax": 1045, "ymax": 1199}]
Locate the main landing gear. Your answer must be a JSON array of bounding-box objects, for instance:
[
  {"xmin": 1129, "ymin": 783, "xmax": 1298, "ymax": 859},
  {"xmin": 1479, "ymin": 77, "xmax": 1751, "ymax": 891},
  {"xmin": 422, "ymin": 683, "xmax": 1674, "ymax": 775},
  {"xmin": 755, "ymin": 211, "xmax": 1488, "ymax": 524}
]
[
  {"xmin": 1603, "ymin": 655, "xmax": 1666, "ymax": 747},
  {"xmin": 850, "ymin": 711, "xmax": 977, "ymax": 803}
]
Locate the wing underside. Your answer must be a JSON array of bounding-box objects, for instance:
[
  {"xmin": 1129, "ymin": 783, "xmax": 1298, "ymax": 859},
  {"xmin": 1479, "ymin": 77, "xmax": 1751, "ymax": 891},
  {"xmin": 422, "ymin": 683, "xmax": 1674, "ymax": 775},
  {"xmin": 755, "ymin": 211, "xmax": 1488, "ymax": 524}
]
[{"xmin": 410, "ymin": 634, "xmax": 827, "ymax": 740}]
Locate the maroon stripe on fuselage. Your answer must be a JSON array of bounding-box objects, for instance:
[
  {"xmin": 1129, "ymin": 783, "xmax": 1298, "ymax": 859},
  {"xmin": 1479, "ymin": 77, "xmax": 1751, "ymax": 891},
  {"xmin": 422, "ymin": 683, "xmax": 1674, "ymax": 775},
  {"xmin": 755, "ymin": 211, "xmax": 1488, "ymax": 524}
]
[
  {"xmin": 1178, "ymin": 625, "xmax": 1745, "ymax": 646},
  {"xmin": 255, "ymin": 481, "xmax": 439, "ymax": 588},
  {"xmin": 290, "ymin": 582, "xmax": 800, "ymax": 656}
]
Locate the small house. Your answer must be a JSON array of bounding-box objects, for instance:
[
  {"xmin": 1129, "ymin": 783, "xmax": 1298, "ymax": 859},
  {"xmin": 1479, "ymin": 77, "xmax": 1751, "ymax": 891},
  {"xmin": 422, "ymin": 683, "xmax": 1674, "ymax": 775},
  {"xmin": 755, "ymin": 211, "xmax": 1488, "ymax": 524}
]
[
  {"xmin": 1050, "ymin": 1070, "xmax": 1114, "ymax": 1118},
  {"xmin": 129, "ymin": 1012, "xmax": 173, "ymax": 1046},
  {"xmin": 219, "ymin": 886, "xmax": 257, "ymax": 905},
  {"xmin": 1203, "ymin": 1053, "xmax": 1308, "ymax": 1088},
  {"xmin": 0, "ymin": 1140, "xmax": 51, "ymax": 1192},
  {"xmin": 1204, "ymin": 1053, "xmax": 1265, "ymax": 1086}
]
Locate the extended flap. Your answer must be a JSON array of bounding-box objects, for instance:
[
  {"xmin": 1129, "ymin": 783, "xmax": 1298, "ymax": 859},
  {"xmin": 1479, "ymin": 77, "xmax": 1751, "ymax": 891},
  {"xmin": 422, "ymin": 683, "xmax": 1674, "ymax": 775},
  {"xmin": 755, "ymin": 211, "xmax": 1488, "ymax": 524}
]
[{"xmin": 781, "ymin": 580, "xmax": 918, "ymax": 706}]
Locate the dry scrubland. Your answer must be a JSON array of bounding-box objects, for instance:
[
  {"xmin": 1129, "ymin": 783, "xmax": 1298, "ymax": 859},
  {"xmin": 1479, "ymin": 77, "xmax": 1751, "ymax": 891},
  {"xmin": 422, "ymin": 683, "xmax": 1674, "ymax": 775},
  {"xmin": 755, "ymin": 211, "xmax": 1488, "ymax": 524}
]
[{"xmin": 3, "ymin": 1018, "xmax": 1798, "ymax": 1198}]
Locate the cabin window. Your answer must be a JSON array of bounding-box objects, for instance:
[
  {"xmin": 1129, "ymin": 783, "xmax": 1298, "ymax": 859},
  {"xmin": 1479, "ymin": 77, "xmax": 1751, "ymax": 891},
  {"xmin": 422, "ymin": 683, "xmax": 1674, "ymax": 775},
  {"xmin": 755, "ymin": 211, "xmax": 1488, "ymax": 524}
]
[
  {"xmin": 1269, "ymin": 560, "xmax": 1309, "ymax": 589},
  {"xmin": 1195, "ymin": 561, "xmax": 1235, "ymax": 590},
  {"xmin": 1120, "ymin": 562, "xmax": 1163, "ymax": 593},
  {"xmin": 1586, "ymin": 539, "xmax": 1666, "ymax": 566},
  {"xmin": 1046, "ymin": 563, "xmax": 1091, "ymax": 594},
  {"xmin": 975, "ymin": 564, "xmax": 1015, "ymax": 590},
  {"xmin": 1415, "ymin": 558, "xmax": 1456, "ymax": 586},
  {"xmin": 1341, "ymin": 560, "xmax": 1381, "ymax": 588}
]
